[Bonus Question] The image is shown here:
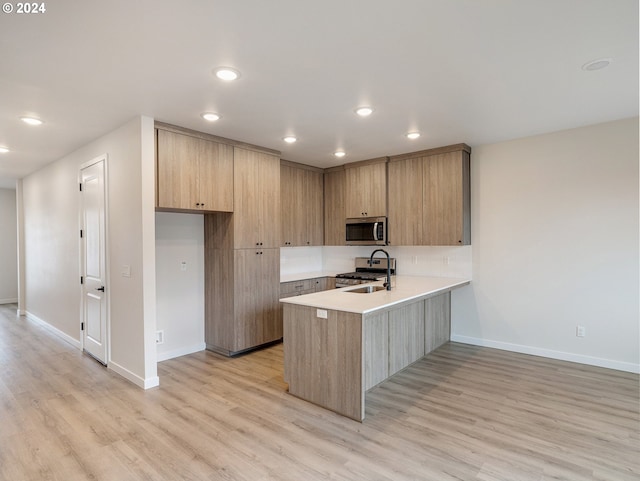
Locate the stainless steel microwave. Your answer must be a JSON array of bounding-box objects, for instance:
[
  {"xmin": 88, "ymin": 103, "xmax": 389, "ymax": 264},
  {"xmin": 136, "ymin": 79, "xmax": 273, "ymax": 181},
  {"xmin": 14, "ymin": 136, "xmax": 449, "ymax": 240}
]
[{"xmin": 345, "ymin": 217, "xmax": 387, "ymax": 245}]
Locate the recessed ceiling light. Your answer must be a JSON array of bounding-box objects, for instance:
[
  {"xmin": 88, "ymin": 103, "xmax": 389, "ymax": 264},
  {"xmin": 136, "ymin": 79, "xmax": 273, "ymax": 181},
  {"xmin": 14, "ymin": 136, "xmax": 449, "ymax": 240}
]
[
  {"xmin": 334, "ymin": 151, "xmax": 346, "ymax": 158},
  {"xmin": 20, "ymin": 116, "xmax": 43, "ymax": 126},
  {"xmin": 0, "ymin": 147, "xmax": 9, "ymax": 153},
  {"xmin": 406, "ymin": 132, "xmax": 421, "ymax": 140},
  {"xmin": 582, "ymin": 58, "xmax": 613, "ymax": 71},
  {"xmin": 213, "ymin": 67, "xmax": 240, "ymax": 81},
  {"xmin": 283, "ymin": 136, "xmax": 297, "ymax": 144},
  {"xmin": 355, "ymin": 107, "xmax": 374, "ymax": 117},
  {"xmin": 201, "ymin": 112, "xmax": 221, "ymax": 122}
]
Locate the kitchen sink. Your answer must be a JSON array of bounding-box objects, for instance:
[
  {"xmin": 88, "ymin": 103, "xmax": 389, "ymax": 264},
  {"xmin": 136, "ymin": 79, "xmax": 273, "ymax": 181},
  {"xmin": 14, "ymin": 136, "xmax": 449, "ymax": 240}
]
[{"xmin": 345, "ymin": 285, "xmax": 387, "ymax": 294}]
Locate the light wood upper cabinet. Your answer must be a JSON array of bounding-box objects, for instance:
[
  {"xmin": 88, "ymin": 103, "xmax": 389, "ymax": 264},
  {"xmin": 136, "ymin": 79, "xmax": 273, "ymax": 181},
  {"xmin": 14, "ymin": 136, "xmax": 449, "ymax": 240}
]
[
  {"xmin": 388, "ymin": 156, "xmax": 423, "ymax": 246},
  {"xmin": 156, "ymin": 129, "xmax": 233, "ymax": 212},
  {"xmin": 345, "ymin": 160, "xmax": 387, "ymax": 218},
  {"xmin": 280, "ymin": 162, "xmax": 323, "ymax": 246},
  {"xmin": 388, "ymin": 144, "xmax": 471, "ymax": 246},
  {"xmin": 324, "ymin": 167, "xmax": 346, "ymax": 245},
  {"xmin": 233, "ymin": 147, "xmax": 281, "ymax": 248},
  {"xmin": 423, "ymin": 150, "xmax": 470, "ymax": 245}
]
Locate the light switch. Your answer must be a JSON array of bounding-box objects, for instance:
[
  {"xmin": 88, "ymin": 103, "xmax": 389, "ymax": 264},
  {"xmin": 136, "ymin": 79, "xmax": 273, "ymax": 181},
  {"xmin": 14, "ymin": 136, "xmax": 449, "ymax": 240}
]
[
  {"xmin": 121, "ymin": 265, "xmax": 131, "ymax": 277},
  {"xmin": 180, "ymin": 261, "xmax": 187, "ymax": 271}
]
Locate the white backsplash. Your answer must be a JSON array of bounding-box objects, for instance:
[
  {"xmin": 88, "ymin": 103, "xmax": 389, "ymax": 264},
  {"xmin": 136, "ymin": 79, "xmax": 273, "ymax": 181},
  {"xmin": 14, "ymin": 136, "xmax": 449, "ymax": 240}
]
[{"xmin": 281, "ymin": 245, "xmax": 472, "ymax": 279}]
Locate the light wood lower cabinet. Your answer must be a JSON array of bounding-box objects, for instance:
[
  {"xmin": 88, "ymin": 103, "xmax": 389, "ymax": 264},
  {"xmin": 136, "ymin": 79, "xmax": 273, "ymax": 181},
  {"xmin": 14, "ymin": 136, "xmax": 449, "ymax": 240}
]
[
  {"xmin": 205, "ymin": 215, "xmax": 281, "ymax": 355},
  {"xmin": 283, "ymin": 291, "xmax": 452, "ymax": 421}
]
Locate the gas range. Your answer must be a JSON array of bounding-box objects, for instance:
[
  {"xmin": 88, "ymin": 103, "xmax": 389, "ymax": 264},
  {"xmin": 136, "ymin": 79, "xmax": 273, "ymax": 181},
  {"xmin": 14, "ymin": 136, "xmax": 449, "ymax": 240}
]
[{"xmin": 335, "ymin": 257, "xmax": 396, "ymax": 288}]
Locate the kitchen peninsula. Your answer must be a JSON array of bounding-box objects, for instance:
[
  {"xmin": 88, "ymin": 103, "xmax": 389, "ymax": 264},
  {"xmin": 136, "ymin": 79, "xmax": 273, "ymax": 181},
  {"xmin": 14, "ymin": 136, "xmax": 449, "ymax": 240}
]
[{"xmin": 281, "ymin": 276, "xmax": 470, "ymax": 421}]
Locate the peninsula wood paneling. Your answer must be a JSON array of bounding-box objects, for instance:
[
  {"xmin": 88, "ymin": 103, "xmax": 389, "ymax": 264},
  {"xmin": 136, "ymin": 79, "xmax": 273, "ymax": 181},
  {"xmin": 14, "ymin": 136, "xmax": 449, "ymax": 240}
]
[
  {"xmin": 425, "ymin": 291, "xmax": 451, "ymax": 354},
  {"xmin": 388, "ymin": 301, "xmax": 425, "ymax": 375},
  {"xmin": 284, "ymin": 305, "xmax": 363, "ymax": 421}
]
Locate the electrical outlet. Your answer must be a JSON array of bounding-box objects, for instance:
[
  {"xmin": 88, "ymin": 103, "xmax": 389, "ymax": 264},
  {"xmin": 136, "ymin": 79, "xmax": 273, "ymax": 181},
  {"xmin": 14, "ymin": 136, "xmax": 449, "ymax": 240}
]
[
  {"xmin": 576, "ymin": 326, "xmax": 586, "ymax": 337},
  {"xmin": 156, "ymin": 330, "xmax": 164, "ymax": 344},
  {"xmin": 317, "ymin": 309, "xmax": 328, "ymax": 319}
]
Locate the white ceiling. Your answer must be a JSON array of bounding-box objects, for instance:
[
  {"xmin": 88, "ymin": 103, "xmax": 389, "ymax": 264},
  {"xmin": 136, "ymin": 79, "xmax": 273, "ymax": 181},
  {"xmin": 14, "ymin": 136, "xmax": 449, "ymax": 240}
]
[{"xmin": 0, "ymin": 0, "xmax": 637, "ymax": 189}]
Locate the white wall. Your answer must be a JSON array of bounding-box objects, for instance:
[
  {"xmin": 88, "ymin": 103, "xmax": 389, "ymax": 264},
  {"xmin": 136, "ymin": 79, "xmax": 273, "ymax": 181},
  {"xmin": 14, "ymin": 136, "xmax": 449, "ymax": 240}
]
[
  {"xmin": 155, "ymin": 212, "xmax": 205, "ymax": 361},
  {"xmin": 453, "ymin": 117, "xmax": 639, "ymax": 373},
  {"xmin": 0, "ymin": 188, "xmax": 18, "ymax": 303},
  {"xmin": 21, "ymin": 116, "xmax": 158, "ymax": 388}
]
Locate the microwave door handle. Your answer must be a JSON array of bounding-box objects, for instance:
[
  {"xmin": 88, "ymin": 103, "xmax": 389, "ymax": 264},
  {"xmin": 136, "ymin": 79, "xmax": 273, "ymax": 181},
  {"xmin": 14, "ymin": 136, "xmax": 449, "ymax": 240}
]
[{"xmin": 373, "ymin": 222, "xmax": 379, "ymax": 241}]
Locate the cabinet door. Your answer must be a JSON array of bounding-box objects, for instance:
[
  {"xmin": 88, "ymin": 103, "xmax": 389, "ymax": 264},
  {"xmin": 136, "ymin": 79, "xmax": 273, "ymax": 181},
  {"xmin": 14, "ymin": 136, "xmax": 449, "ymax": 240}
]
[
  {"xmin": 234, "ymin": 148, "xmax": 281, "ymax": 248},
  {"xmin": 281, "ymin": 165, "xmax": 323, "ymax": 247},
  {"xmin": 198, "ymin": 140, "xmax": 234, "ymax": 212},
  {"xmin": 280, "ymin": 164, "xmax": 304, "ymax": 246},
  {"xmin": 234, "ymin": 248, "xmax": 280, "ymax": 351},
  {"xmin": 345, "ymin": 162, "xmax": 387, "ymax": 218},
  {"xmin": 423, "ymin": 151, "xmax": 470, "ymax": 245},
  {"xmin": 388, "ymin": 157, "xmax": 423, "ymax": 245},
  {"xmin": 303, "ymin": 169, "xmax": 324, "ymax": 246},
  {"xmin": 324, "ymin": 169, "xmax": 346, "ymax": 245},
  {"xmin": 157, "ymin": 129, "xmax": 200, "ymax": 210}
]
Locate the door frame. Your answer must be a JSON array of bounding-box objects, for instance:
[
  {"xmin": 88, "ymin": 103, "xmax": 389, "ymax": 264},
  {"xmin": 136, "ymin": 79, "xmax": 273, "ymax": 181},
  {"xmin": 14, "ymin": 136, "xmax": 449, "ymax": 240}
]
[{"xmin": 78, "ymin": 154, "xmax": 110, "ymax": 364}]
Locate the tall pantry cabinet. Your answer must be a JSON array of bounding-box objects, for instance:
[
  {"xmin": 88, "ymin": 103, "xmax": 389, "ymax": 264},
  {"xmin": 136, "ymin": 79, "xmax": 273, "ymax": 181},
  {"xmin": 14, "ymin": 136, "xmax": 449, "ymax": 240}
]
[{"xmin": 204, "ymin": 147, "xmax": 282, "ymax": 355}]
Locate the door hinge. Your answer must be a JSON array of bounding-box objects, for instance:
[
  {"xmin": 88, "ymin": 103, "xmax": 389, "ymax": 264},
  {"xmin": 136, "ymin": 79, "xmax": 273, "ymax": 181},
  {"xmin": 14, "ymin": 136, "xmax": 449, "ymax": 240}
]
[
  {"xmin": 80, "ymin": 229, "xmax": 83, "ymax": 238},
  {"xmin": 79, "ymin": 183, "xmax": 82, "ymax": 192},
  {"xmin": 80, "ymin": 276, "xmax": 84, "ymax": 285},
  {"xmin": 81, "ymin": 322, "xmax": 84, "ymax": 331}
]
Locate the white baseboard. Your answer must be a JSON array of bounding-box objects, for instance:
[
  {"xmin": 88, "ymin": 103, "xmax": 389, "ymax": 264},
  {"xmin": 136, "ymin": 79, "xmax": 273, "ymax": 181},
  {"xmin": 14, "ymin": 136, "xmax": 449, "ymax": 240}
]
[
  {"xmin": 0, "ymin": 298, "xmax": 18, "ymax": 304},
  {"xmin": 450, "ymin": 334, "xmax": 640, "ymax": 374},
  {"xmin": 157, "ymin": 342, "xmax": 206, "ymax": 362},
  {"xmin": 108, "ymin": 360, "xmax": 160, "ymax": 389},
  {"xmin": 25, "ymin": 311, "xmax": 82, "ymax": 349}
]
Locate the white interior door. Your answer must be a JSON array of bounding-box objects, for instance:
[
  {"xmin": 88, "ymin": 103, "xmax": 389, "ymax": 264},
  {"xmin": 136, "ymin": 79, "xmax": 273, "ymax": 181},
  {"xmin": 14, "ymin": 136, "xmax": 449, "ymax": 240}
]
[{"xmin": 80, "ymin": 157, "xmax": 108, "ymax": 364}]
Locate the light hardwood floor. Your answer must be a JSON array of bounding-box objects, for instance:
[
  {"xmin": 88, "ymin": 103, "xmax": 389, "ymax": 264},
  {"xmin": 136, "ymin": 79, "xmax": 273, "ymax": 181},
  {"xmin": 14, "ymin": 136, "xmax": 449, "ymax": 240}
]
[{"xmin": 0, "ymin": 303, "xmax": 638, "ymax": 481}]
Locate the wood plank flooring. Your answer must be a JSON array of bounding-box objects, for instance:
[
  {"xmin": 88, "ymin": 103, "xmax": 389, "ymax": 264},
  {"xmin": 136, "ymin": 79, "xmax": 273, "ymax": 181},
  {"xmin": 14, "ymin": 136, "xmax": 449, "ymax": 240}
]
[{"xmin": 0, "ymin": 303, "xmax": 638, "ymax": 480}]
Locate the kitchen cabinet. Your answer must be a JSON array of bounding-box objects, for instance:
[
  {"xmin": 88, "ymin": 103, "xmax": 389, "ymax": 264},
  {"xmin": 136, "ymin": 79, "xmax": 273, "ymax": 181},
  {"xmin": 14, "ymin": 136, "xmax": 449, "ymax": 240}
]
[
  {"xmin": 388, "ymin": 144, "xmax": 470, "ymax": 246},
  {"xmin": 324, "ymin": 167, "xmax": 346, "ymax": 245},
  {"xmin": 204, "ymin": 145, "xmax": 282, "ymax": 356},
  {"xmin": 280, "ymin": 162, "xmax": 323, "ymax": 246},
  {"xmin": 156, "ymin": 129, "xmax": 233, "ymax": 212},
  {"xmin": 233, "ymin": 147, "xmax": 281, "ymax": 248},
  {"xmin": 204, "ymin": 229, "xmax": 281, "ymax": 355},
  {"xmin": 388, "ymin": 156, "xmax": 423, "ymax": 245},
  {"xmin": 234, "ymin": 248, "xmax": 281, "ymax": 350},
  {"xmin": 344, "ymin": 159, "xmax": 387, "ymax": 218},
  {"xmin": 280, "ymin": 277, "xmax": 335, "ymax": 298}
]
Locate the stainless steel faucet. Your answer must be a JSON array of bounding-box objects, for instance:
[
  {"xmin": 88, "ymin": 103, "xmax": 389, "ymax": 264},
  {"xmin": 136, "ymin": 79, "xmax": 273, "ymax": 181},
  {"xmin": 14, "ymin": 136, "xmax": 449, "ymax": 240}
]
[{"xmin": 369, "ymin": 249, "xmax": 392, "ymax": 291}]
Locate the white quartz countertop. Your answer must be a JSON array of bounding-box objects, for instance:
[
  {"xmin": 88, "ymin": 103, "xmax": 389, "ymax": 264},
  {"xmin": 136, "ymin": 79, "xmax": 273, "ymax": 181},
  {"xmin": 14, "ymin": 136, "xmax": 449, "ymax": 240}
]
[{"xmin": 280, "ymin": 276, "xmax": 471, "ymax": 314}]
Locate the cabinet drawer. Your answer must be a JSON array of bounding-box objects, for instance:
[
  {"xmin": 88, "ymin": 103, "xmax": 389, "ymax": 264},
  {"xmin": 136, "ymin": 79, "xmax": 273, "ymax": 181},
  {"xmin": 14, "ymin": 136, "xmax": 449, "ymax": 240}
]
[{"xmin": 281, "ymin": 279, "xmax": 313, "ymax": 297}]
